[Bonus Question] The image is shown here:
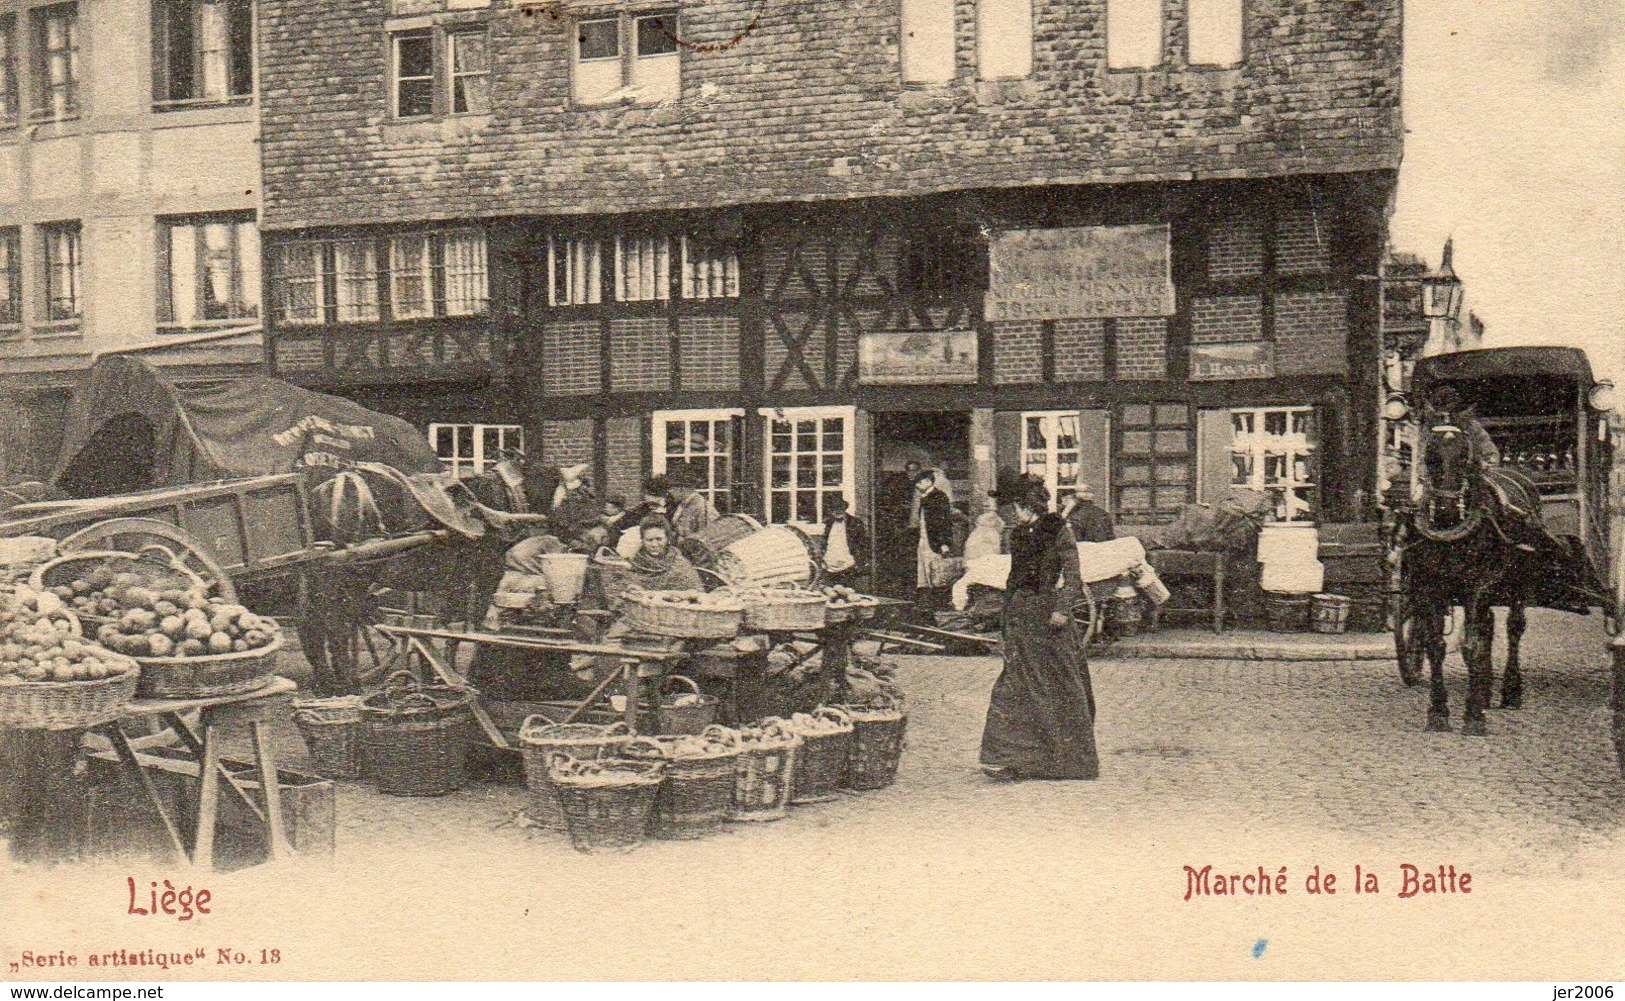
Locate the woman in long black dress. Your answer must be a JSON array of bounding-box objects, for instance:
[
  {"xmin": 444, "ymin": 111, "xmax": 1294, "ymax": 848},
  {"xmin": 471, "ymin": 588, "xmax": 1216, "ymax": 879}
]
[{"xmin": 978, "ymin": 474, "xmax": 1099, "ymax": 781}]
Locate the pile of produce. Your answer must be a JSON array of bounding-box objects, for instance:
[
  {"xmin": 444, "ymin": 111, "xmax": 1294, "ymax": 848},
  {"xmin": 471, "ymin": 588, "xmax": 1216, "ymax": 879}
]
[
  {"xmin": 93, "ymin": 595, "xmax": 278, "ymax": 660},
  {"xmin": 546, "ymin": 754, "xmax": 665, "ymax": 788},
  {"xmin": 786, "ymin": 709, "xmax": 852, "ymax": 735},
  {"xmin": 0, "ymin": 587, "xmax": 133, "ymax": 684},
  {"xmin": 737, "ymin": 717, "xmax": 800, "ymax": 747},
  {"xmin": 819, "ymin": 585, "xmax": 880, "ymax": 609},
  {"xmin": 45, "ymin": 564, "xmax": 196, "ymax": 622},
  {"xmin": 626, "ymin": 726, "xmax": 740, "ymax": 760}
]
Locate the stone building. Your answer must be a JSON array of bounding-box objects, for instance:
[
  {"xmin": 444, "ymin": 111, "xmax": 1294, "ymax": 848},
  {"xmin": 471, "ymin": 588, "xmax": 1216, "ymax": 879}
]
[
  {"xmin": 0, "ymin": 0, "xmax": 264, "ymax": 479},
  {"xmin": 256, "ymin": 0, "xmax": 1403, "ymax": 590}
]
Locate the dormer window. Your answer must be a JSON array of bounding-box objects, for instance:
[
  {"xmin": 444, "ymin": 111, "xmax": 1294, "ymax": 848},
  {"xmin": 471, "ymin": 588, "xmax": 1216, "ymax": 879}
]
[{"xmin": 571, "ymin": 12, "xmax": 679, "ymax": 107}]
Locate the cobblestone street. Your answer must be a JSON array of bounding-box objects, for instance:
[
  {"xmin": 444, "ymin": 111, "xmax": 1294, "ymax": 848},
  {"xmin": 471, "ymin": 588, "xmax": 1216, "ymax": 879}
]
[{"xmin": 8, "ymin": 609, "xmax": 1625, "ymax": 980}]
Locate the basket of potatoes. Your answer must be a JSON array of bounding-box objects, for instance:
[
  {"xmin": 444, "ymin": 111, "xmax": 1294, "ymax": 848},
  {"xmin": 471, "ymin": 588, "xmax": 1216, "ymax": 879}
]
[
  {"xmin": 92, "ymin": 594, "xmax": 282, "ymax": 700},
  {"xmin": 0, "ymin": 585, "xmax": 140, "ymax": 730}
]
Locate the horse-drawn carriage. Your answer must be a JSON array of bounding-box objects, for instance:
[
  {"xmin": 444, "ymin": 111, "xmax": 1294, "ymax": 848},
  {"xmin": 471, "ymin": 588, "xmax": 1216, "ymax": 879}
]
[{"xmin": 1390, "ymin": 346, "xmax": 1618, "ymax": 744}]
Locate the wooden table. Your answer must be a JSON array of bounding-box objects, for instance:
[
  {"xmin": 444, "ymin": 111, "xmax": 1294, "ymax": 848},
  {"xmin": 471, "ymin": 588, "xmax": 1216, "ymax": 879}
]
[{"xmin": 91, "ymin": 677, "xmax": 298, "ymax": 869}]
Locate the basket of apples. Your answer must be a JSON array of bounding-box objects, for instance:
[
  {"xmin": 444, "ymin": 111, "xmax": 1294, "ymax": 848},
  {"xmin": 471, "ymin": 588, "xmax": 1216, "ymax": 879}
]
[
  {"xmin": 95, "ymin": 593, "xmax": 282, "ymax": 701},
  {"xmin": 0, "ymin": 586, "xmax": 140, "ymax": 730}
]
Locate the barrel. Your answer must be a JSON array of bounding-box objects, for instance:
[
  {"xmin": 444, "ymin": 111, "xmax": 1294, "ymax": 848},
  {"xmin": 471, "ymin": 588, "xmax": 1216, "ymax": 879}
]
[
  {"xmin": 1108, "ymin": 585, "xmax": 1144, "ymax": 636},
  {"xmin": 1265, "ymin": 592, "xmax": 1312, "ymax": 632},
  {"xmin": 1310, "ymin": 593, "xmax": 1352, "ymax": 634}
]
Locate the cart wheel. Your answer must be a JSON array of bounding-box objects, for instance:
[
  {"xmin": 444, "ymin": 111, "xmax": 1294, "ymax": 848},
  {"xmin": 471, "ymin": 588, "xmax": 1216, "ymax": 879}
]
[
  {"xmin": 59, "ymin": 517, "xmax": 237, "ymax": 602},
  {"xmin": 1073, "ymin": 585, "xmax": 1101, "ymax": 647}
]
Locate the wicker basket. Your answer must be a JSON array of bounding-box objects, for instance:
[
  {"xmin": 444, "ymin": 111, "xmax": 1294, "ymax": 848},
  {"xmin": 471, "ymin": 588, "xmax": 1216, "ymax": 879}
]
[
  {"xmin": 731, "ymin": 718, "xmax": 802, "ymax": 822},
  {"xmin": 683, "ymin": 514, "xmax": 763, "ymax": 564},
  {"xmin": 517, "ymin": 718, "xmax": 634, "ymax": 831},
  {"xmin": 31, "ymin": 548, "xmax": 220, "ymax": 625},
  {"xmin": 547, "ymin": 753, "xmax": 666, "ymax": 854},
  {"xmin": 0, "ymin": 660, "xmax": 140, "ymax": 731},
  {"xmin": 836, "ymin": 698, "xmax": 908, "ymax": 790},
  {"xmin": 620, "ymin": 590, "xmax": 744, "ymax": 639},
  {"xmin": 134, "ymin": 632, "xmax": 283, "ymax": 700},
  {"xmin": 623, "ymin": 726, "xmax": 742, "ymax": 840},
  {"xmin": 291, "ymin": 695, "xmax": 365, "ymax": 781},
  {"xmin": 786, "ymin": 707, "xmax": 854, "ymax": 804},
  {"xmin": 653, "ymin": 674, "xmax": 718, "ymax": 735},
  {"xmin": 740, "ymin": 589, "xmax": 828, "ymax": 633},
  {"xmin": 360, "ymin": 672, "xmax": 474, "ymax": 797},
  {"xmin": 716, "ymin": 525, "xmax": 814, "ymax": 589}
]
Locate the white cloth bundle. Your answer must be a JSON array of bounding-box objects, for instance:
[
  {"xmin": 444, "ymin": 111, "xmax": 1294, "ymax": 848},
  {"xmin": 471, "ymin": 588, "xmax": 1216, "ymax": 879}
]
[
  {"xmin": 951, "ymin": 536, "xmax": 1153, "ymax": 610},
  {"xmin": 616, "ymin": 526, "xmax": 642, "ymax": 561},
  {"xmin": 1261, "ymin": 558, "xmax": 1324, "ymax": 594},
  {"xmin": 1257, "ymin": 525, "xmax": 1319, "ymax": 565}
]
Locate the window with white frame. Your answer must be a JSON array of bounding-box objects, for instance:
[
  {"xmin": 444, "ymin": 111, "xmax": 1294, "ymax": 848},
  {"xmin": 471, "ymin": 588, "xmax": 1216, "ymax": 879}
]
[
  {"xmin": 153, "ymin": 0, "xmax": 254, "ymax": 109},
  {"xmin": 654, "ymin": 410, "xmax": 741, "ymax": 515},
  {"xmin": 0, "ymin": 227, "xmax": 21, "ymax": 330},
  {"xmin": 388, "ymin": 230, "xmax": 488, "ymax": 319},
  {"xmin": 1021, "ymin": 412, "xmax": 1083, "ymax": 512},
  {"xmin": 390, "ymin": 26, "xmax": 489, "ymax": 119},
  {"xmin": 274, "ymin": 231, "xmax": 486, "ymax": 325},
  {"xmin": 448, "ymin": 28, "xmax": 490, "ymax": 113},
  {"xmin": 40, "ymin": 220, "xmax": 80, "ymax": 323},
  {"xmin": 392, "ymin": 30, "xmax": 433, "ymax": 118},
  {"xmin": 273, "ymin": 242, "xmax": 324, "ymax": 325},
  {"xmin": 615, "ymin": 235, "xmax": 670, "ymax": 303},
  {"xmin": 548, "ymin": 236, "xmax": 603, "ymax": 306},
  {"xmin": 159, "ymin": 213, "xmax": 260, "ymax": 327},
  {"xmin": 680, "ymin": 236, "xmax": 740, "ymax": 300},
  {"xmin": 763, "ymin": 406, "xmax": 854, "ymax": 531},
  {"xmin": 572, "ymin": 11, "xmax": 679, "ymax": 105},
  {"xmin": 1187, "ymin": 0, "xmax": 1243, "ymax": 66},
  {"xmin": 977, "ymin": 0, "xmax": 1033, "ymax": 79},
  {"xmin": 1106, "ymin": 0, "xmax": 1162, "ymax": 70},
  {"xmin": 334, "ymin": 240, "xmax": 379, "ymax": 322},
  {"xmin": 429, "ymin": 422, "xmax": 524, "ymax": 478},
  {"xmin": 900, "ymin": 0, "xmax": 955, "ymax": 84},
  {"xmin": 1229, "ymin": 406, "xmax": 1317, "ymax": 523}
]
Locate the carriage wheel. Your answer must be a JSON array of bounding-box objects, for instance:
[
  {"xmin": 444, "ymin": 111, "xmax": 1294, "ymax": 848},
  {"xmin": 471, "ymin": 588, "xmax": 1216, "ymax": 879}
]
[
  {"xmin": 58, "ymin": 517, "xmax": 237, "ymax": 602},
  {"xmin": 1073, "ymin": 585, "xmax": 1102, "ymax": 647}
]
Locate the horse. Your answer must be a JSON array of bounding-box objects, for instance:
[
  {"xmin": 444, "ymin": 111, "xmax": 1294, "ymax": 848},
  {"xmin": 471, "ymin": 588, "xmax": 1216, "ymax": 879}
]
[{"xmin": 1398, "ymin": 409, "xmax": 1547, "ymax": 735}]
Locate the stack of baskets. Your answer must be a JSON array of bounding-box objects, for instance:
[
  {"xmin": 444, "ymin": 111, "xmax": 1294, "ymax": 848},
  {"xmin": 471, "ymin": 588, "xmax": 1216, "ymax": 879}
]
[
  {"xmin": 359, "ymin": 671, "xmax": 475, "ymax": 797},
  {"xmin": 290, "ymin": 695, "xmax": 366, "ymax": 781},
  {"xmin": 620, "ymin": 590, "xmax": 744, "ymax": 640},
  {"xmin": 785, "ymin": 707, "xmax": 854, "ymax": 804},
  {"xmin": 624, "ymin": 726, "xmax": 742, "ymax": 840},
  {"xmin": 835, "ymin": 692, "xmax": 908, "ymax": 791},
  {"xmin": 731, "ymin": 717, "xmax": 802, "ymax": 822},
  {"xmin": 716, "ymin": 525, "xmax": 815, "ymax": 589},
  {"xmin": 546, "ymin": 753, "xmax": 666, "ymax": 854},
  {"xmin": 516, "ymin": 718, "xmax": 634, "ymax": 830}
]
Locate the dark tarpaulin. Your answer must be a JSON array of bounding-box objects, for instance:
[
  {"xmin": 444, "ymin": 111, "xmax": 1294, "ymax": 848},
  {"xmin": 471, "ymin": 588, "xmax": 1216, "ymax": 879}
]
[{"xmin": 50, "ymin": 355, "xmax": 441, "ymax": 500}]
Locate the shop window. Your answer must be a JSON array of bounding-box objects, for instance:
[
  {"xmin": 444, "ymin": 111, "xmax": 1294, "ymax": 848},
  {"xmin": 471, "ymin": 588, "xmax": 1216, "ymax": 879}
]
[
  {"xmin": 572, "ymin": 12, "xmax": 678, "ymax": 106},
  {"xmin": 158, "ymin": 213, "xmax": 260, "ymax": 328},
  {"xmin": 0, "ymin": 17, "xmax": 18, "ymax": 128},
  {"xmin": 763, "ymin": 406, "xmax": 854, "ymax": 531},
  {"xmin": 429, "ymin": 422, "xmax": 523, "ymax": 478},
  {"xmin": 900, "ymin": 0, "xmax": 955, "ymax": 84},
  {"xmin": 1229, "ymin": 406, "xmax": 1316, "ymax": 523},
  {"xmin": 1187, "ymin": 0, "xmax": 1243, "ymax": 66},
  {"xmin": 1115, "ymin": 403, "xmax": 1189, "ymax": 523},
  {"xmin": 977, "ymin": 0, "xmax": 1032, "ymax": 79},
  {"xmin": 680, "ymin": 236, "xmax": 740, "ymax": 300},
  {"xmin": 653, "ymin": 409, "xmax": 742, "ymax": 515},
  {"xmin": 30, "ymin": 4, "xmax": 77, "ymax": 122},
  {"xmin": 1106, "ymin": 0, "xmax": 1161, "ymax": 70},
  {"xmin": 615, "ymin": 235, "xmax": 671, "ymax": 302},
  {"xmin": 39, "ymin": 221, "xmax": 81, "ymax": 324},
  {"xmin": 0, "ymin": 227, "xmax": 20, "ymax": 331},
  {"xmin": 389, "ymin": 230, "xmax": 488, "ymax": 319},
  {"xmin": 153, "ymin": 0, "xmax": 254, "ymax": 109}
]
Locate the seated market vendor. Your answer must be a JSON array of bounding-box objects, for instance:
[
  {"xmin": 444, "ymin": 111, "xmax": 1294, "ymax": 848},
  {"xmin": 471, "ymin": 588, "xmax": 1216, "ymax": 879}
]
[{"xmin": 623, "ymin": 516, "xmax": 703, "ymax": 593}]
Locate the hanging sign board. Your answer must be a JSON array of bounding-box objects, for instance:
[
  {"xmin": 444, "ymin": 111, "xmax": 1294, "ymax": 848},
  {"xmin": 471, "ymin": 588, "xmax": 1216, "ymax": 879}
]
[
  {"xmin": 1190, "ymin": 341, "xmax": 1277, "ymax": 381},
  {"xmin": 985, "ymin": 224, "xmax": 1174, "ymax": 322},
  {"xmin": 858, "ymin": 329, "xmax": 978, "ymax": 385}
]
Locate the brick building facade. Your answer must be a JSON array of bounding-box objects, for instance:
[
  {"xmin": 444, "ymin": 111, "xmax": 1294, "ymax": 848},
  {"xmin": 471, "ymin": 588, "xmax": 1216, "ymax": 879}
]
[{"xmin": 256, "ymin": 0, "xmax": 1402, "ymax": 586}]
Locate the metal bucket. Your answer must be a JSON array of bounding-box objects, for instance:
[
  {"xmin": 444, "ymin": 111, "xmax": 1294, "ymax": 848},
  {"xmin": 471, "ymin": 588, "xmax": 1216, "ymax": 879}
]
[{"xmin": 538, "ymin": 553, "xmax": 590, "ymax": 605}]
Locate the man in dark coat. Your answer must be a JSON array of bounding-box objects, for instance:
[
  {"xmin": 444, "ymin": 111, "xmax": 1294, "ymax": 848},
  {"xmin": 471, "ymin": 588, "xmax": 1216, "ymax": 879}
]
[
  {"xmin": 1061, "ymin": 482, "xmax": 1116, "ymax": 544},
  {"xmin": 821, "ymin": 496, "xmax": 872, "ymax": 594},
  {"xmin": 913, "ymin": 467, "xmax": 955, "ymax": 610}
]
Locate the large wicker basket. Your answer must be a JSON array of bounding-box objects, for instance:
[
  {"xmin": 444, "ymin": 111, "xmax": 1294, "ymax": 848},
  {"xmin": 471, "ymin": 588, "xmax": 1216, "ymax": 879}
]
[
  {"xmin": 517, "ymin": 718, "xmax": 634, "ymax": 831},
  {"xmin": 291, "ymin": 695, "xmax": 365, "ymax": 780},
  {"xmin": 786, "ymin": 707, "xmax": 854, "ymax": 804},
  {"xmin": 731, "ymin": 718, "xmax": 802, "ymax": 822},
  {"xmin": 620, "ymin": 590, "xmax": 744, "ymax": 639},
  {"xmin": 547, "ymin": 753, "xmax": 666, "ymax": 854},
  {"xmin": 31, "ymin": 547, "xmax": 224, "ymax": 625},
  {"xmin": 623, "ymin": 726, "xmax": 742, "ymax": 840},
  {"xmin": 133, "ymin": 632, "xmax": 283, "ymax": 700},
  {"xmin": 836, "ymin": 698, "xmax": 908, "ymax": 790},
  {"xmin": 360, "ymin": 672, "xmax": 474, "ymax": 797},
  {"xmin": 0, "ymin": 659, "xmax": 140, "ymax": 731},
  {"xmin": 740, "ymin": 589, "xmax": 828, "ymax": 633}
]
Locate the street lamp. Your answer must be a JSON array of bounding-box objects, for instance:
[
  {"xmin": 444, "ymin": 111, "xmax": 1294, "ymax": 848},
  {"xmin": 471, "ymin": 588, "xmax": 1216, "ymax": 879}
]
[{"xmin": 1421, "ymin": 238, "xmax": 1464, "ymax": 323}]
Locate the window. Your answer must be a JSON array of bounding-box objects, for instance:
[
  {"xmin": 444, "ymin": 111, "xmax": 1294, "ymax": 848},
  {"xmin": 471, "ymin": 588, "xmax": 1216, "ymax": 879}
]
[
  {"xmin": 1187, "ymin": 0, "xmax": 1243, "ymax": 66},
  {"xmin": 900, "ymin": 0, "xmax": 954, "ymax": 84},
  {"xmin": 159, "ymin": 213, "xmax": 260, "ymax": 328},
  {"xmin": 977, "ymin": 0, "xmax": 1033, "ymax": 79},
  {"xmin": 448, "ymin": 29, "xmax": 489, "ymax": 114},
  {"xmin": 1021, "ymin": 412, "xmax": 1083, "ymax": 512},
  {"xmin": 1115, "ymin": 403, "xmax": 1189, "ymax": 523},
  {"xmin": 654, "ymin": 410, "xmax": 742, "ymax": 515},
  {"xmin": 572, "ymin": 12, "xmax": 679, "ymax": 105},
  {"xmin": 615, "ymin": 235, "xmax": 670, "ymax": 302},
  {"xmin": 1106, "ymin": 0, "xmax": 1161, "ymax": 70},
  {"xmin": 680, "ymin": 236, "xmax": 739, "ymax": 300},
  {"xmin": 153, "ymin": 0, "xmax": 254, "ymax": 108},
  {"xmin": 1229, "ymin": 407, "xmax": 1316, "ymax": 522},
  {"xmin": 0, "ymin": 17, "xmax": 18, "ymax": 128},
  {"xmin": 0, "ymin": 227, "xmax": 20, "ymax": 329},
  {"xmin": 763, "ymin": 406, "xmax": 854, "ymax": 530},
  {"xmin": 30, "ymin": 4, "xmax": 78, "ymax": 122},
  {"xmin": 548, "ymin": 236, "xmax": 603, "ymax": 306},
  {"xmin": 430, "ymin": 423, "xmax": 523, "ymax": 478},
  {"xmin": 899, "ymin": 229, "xmax": 982, "ymax": 296},
  {"xmin": 273, "ymin": 230, "xmax": 486, "ymax": 325},
  {"xmin": 39, "ymin": 221, "xmax": 80, "ymax": 323},
  {"xmin": 392, "ymin": 30, "xmax": 434, "ymax": 117}
]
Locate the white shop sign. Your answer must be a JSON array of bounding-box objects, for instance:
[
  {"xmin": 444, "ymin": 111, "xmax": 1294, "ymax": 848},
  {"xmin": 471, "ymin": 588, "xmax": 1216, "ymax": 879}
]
[{"xmin": 985, "ymin": 224, "xmax": 1175, "ymax": 322}]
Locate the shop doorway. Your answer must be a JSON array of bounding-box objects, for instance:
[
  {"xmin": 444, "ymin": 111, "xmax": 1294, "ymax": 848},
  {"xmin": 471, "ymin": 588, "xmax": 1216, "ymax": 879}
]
[{"xmin": 870, "ymin": 411, "xmax": 971, "ymax": 598}]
